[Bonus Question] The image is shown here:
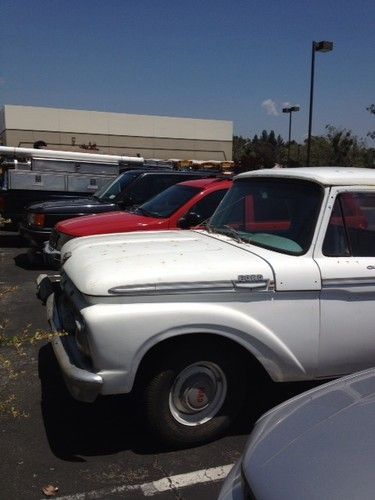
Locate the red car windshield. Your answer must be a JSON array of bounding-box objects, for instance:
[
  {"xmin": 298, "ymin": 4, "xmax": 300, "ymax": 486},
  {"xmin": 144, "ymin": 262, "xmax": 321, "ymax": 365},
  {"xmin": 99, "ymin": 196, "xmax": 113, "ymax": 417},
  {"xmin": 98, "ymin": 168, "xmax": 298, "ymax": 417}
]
[{"xmin": 134, "ymin": 185, "xmax": 200, "ymax": 218}]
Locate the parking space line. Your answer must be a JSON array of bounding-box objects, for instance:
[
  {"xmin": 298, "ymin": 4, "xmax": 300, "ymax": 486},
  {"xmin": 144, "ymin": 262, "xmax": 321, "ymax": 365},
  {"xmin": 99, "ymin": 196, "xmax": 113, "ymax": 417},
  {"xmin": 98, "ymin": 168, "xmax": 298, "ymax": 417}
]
[{"xmin": 47, "ymin": 463, "xmax": 234, "ymax": 499}]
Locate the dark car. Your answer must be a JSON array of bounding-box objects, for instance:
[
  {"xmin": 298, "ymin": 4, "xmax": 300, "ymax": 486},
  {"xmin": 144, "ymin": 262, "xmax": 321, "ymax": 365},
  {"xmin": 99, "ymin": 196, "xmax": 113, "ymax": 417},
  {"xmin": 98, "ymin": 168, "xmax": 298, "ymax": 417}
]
[
  {"xmin": 20, "ymin": 169, "xmax": 219, "ymax": 250},
  {"xmin": 219, "ymin": 368, "xmax": 375, "ymax": 500}
]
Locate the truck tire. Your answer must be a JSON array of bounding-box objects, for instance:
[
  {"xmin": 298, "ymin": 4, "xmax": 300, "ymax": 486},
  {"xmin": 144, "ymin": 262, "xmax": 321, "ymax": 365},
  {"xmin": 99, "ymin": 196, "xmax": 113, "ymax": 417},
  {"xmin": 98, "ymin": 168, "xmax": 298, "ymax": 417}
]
[{"xmin": 140, "ymin": 341, "xmax": 248, "ymax": 447}]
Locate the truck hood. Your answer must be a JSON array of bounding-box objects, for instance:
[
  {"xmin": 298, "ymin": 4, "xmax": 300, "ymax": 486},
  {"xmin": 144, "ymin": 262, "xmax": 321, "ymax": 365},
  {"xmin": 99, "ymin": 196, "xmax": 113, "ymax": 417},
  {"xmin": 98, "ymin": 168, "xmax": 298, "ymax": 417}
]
[
  {"xmin": 57, "ymin": 210, "xmax": 168, "ymax": 237},
  {"xmin": 62, "ymin": 230, "xmax": 273, "ymax": 297},
  {"xmin": 27, "ymin": 197, "xmax": 116, "ymax": 214}
]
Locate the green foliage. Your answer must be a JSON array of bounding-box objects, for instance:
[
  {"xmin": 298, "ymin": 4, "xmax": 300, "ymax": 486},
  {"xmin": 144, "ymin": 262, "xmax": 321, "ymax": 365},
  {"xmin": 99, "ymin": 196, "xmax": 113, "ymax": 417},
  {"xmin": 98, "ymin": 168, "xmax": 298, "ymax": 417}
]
[
  {"xmin": 233, "ymin": 122, "xmax": 375, "ymax": 171},
  {"xmin": 367, "ymin": 104, "xmax": 375, "ymax": 140},
  {"xmin": 315, "ymin": 125, "xmax": 372, "ymax": 167},
  {"xmin": 233, "ymin": 130, "xmax": 287, "ymax": 172},
  {"xmin": 0, "ymin": 286, "xmax": 67, "ymax": 418}
]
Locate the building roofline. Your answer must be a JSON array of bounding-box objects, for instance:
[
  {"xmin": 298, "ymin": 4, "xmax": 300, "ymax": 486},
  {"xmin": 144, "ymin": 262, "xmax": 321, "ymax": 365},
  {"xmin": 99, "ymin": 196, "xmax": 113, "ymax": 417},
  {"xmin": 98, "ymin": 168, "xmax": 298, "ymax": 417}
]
[{"xmin": 2, "ymin": 105, "xmax": 233, "ymax": 142}]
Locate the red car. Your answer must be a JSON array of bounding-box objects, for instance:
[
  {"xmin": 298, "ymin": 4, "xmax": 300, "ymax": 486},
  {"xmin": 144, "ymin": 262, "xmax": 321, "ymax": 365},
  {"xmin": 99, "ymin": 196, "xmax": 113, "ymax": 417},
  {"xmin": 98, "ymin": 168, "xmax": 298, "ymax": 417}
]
[{"xmin": 43, "ymin": 177, "xmax": 232, "ymax": 267}]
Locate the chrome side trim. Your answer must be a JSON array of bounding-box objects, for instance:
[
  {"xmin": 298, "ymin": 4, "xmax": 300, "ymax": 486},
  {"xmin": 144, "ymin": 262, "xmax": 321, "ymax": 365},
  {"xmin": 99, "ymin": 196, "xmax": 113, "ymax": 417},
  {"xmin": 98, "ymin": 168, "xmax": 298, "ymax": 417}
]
[
  {"xmin": 234, "ymin": 280, "xmax": 271, "ymax": 290},
  {"xmin": 108, "ymin": 280, "xmax": 272, "ymax": 296},
  {"xmin": 322, "ymin": 277, "xmax": 375, "ymax": 288}
]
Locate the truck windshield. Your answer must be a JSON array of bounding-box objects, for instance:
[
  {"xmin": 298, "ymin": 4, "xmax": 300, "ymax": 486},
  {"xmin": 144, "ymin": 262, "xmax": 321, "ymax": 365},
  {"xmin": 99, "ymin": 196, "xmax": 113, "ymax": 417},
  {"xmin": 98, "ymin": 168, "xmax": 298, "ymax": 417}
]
[
  {"xmin": 94, "ymin": 171, "xmax": 139, "ymax": 201},
  {"xmin": 209, "ymin": 177, "xmax": 323, "ymax": 255},
  {"xmin": 135, "ymin": 185, "xmax": 200, "ymax": 218}
]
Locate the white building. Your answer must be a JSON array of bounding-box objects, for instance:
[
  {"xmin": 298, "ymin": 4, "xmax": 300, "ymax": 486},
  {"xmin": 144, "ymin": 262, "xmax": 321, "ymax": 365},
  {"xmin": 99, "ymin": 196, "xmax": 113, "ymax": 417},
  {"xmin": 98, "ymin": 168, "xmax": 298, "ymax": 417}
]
[{"xmin": 0, "ymin": 105, "xmax": 233, "ymax": 161}]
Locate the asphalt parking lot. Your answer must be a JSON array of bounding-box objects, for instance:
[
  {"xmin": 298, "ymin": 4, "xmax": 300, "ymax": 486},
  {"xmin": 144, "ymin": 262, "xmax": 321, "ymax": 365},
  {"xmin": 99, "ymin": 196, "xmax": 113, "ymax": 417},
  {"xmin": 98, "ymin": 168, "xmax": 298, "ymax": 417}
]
[{"xmin": 0, "ymin": 229, "xmax": 319, "ymax": 499}]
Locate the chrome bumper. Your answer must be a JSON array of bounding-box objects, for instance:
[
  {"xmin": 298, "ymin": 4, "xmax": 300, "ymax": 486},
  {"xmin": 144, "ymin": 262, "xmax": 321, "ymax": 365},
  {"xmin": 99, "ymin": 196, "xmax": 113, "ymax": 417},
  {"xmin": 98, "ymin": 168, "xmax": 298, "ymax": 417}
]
[
  {"xmin": 47, "ymin": 292, "xmax": 103, "ymax": 403},
  {"xmin": 36, "ymin": 273, "xmax": 61, "ymax": 304}
]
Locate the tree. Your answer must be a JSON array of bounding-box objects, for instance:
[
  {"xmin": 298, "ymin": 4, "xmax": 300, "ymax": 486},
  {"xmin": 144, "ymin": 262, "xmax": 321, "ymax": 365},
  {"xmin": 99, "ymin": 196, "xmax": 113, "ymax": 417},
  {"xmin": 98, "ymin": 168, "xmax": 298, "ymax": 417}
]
[
  {"xmin": 268, "ymin": 130, "xmax": 277, "ymax": 147},
  {"xmin": 232, "ymin": 131, "xmax": 288, "ymax": 171},
  {"xmin": 367, "ymin": 104, "xmax": 375, "ymax": 140},
  {"xmin": 302, "ymin": 125, "xmax": 371, "ymax": 168},
  {"xmin": 233, "ymin": 123, "xmax": 374, "ymax": 172},
  {"xmin": 325, "ymin": 125, "xmax": 356, "ymax": 166},
  {"xmin": 261, "ymin": 130, "xmax": 268, "ymax": 143},
  {"xmin": 232, "ymin": 136, "xmax": 251, "ymax": 166}
]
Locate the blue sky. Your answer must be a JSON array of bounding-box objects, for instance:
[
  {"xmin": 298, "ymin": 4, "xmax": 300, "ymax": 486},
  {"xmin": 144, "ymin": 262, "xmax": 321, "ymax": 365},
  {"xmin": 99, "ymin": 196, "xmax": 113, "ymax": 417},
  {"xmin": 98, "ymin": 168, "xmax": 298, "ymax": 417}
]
[{"xmin": 1, "ymin": 0, "xmax": 374, "ymax": 144}]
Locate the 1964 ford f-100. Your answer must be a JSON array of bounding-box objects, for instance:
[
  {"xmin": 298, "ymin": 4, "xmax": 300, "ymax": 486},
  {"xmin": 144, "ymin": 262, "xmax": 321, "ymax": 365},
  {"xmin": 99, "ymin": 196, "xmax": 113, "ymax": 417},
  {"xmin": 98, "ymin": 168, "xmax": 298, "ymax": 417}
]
[{"xmin": 46, "ymin": 167, "xmax": 375, "ymax": 446}]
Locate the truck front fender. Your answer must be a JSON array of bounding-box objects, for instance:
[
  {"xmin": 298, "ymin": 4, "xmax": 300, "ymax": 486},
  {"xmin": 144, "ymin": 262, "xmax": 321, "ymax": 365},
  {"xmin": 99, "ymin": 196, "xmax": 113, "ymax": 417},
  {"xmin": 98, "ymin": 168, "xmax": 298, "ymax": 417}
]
[{"xmin": 82, "ymin": 301, "xmax": 309, "ymax": 394}]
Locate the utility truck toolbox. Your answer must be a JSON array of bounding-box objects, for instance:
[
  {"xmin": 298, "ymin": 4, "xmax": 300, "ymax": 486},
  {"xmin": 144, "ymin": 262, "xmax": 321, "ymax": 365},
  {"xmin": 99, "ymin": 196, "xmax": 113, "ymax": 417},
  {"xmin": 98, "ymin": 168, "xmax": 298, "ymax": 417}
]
[
  {"xmin": 0, "ymin": 146, "xmax": 143, "ymax": 226},
  {"xmin": 47, "ymin": 167, "xmax": 375, "ymax": 446}
]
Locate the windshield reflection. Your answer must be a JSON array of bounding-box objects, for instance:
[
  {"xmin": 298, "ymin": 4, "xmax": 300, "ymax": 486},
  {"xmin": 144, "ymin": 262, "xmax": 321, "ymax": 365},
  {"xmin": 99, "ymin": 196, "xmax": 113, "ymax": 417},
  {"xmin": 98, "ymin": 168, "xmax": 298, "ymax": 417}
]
[
  {"xmin": 134, "ymin": 185, "xmax": 200, "ymax": 218},
  {"xmin": 94, "ymin": 171, "xmax": 140, "ymax": 201},
  {"xmin": 209, "ymin": 178, "xmax": 323, "ymax": 255}
]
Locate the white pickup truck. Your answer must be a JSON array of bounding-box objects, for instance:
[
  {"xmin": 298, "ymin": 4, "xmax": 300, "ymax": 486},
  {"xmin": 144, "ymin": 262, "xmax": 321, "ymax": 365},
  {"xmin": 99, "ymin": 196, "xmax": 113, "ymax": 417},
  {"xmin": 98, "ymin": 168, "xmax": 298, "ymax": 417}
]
[{"xmin": 47, "ymin": 167, "xmax": 375, "ymax": 446}]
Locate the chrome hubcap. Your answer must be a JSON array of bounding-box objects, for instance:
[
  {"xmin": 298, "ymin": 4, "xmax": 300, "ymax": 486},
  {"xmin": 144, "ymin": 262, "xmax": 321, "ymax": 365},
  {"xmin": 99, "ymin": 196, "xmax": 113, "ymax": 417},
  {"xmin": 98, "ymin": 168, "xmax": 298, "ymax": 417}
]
[{"xmin": 169, "ymin": 362, "xmax": 227, "ymax": 426}]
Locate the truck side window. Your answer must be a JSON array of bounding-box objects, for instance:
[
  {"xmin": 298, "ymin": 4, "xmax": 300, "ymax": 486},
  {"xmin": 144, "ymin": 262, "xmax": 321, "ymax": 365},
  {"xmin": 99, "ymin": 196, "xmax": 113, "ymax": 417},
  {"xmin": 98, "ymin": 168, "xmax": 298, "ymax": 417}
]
[{"xmin": 323, "ymin": 192, "xmax": 375, "ymax": 257}]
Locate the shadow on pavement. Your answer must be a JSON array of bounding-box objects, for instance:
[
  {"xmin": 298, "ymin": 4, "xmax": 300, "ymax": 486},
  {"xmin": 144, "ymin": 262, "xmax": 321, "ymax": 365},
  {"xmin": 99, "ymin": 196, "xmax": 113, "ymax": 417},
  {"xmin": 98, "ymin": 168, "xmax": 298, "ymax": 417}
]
[
  {"xmin": 38, "ymin": 344, "xmax": 162, "ymax": 461},
  {"xmin": 38, "ymin": 344, "xmax": 322, "ymax": 462},
  {"xmin": 14, "ymin": 251, "xmax": 50, "ymax": 271},
  {"xmin": 0, "ymin": 230, "xmax": 26, "ymax": 248}
]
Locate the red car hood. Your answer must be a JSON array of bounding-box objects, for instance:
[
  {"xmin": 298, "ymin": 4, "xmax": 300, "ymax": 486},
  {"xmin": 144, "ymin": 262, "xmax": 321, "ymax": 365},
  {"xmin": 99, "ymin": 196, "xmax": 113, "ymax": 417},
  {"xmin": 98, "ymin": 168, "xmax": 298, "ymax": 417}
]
[{"xmin": 56, "ymin": 211, "xmax": 168, "ymax": 237}]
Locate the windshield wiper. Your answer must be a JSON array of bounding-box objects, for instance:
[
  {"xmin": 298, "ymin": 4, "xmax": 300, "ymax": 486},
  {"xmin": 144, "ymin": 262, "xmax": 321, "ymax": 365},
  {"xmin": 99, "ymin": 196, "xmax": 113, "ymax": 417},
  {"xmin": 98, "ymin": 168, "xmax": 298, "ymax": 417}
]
[
  {"xmin": 210, "ymin": 225, "xmax": 244, "ymax": 243},
  {"xmin": 201, "ymin": 221, "xmax": 213, "ymax": 233}
]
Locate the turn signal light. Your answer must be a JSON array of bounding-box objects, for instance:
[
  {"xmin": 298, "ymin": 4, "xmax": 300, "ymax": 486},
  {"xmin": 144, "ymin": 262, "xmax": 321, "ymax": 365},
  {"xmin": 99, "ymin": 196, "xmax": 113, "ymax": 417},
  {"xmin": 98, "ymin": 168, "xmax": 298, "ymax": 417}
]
[{"xmin": 34, "ymin": 213, "xmax": 45, "ymax": 227}]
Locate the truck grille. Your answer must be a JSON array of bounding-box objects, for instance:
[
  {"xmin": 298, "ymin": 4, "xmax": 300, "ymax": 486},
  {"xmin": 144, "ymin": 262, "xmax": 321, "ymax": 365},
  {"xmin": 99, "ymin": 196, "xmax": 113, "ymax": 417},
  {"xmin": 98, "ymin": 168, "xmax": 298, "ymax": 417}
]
[
  {"xmin": 49, "ymin": 228, "xmax": 59, "ymax": 249},
  {"xmin": 57, "ymin": 288, "xmax": 91, "ymax": 359},
  {"xmin": 49, "ymin": 229, "xmax": 75, "ymax": 251},
  {"xmin": 57, "ymin": 233, "xmax": 74, "ymax": 251}
]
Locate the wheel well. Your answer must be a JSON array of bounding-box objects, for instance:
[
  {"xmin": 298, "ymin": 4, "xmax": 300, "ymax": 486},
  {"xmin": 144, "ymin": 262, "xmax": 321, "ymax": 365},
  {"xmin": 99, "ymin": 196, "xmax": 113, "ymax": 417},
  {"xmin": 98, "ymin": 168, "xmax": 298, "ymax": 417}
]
[{"xmin": 134, "ymin": 332, "xmax": 271, "ymax": 388}]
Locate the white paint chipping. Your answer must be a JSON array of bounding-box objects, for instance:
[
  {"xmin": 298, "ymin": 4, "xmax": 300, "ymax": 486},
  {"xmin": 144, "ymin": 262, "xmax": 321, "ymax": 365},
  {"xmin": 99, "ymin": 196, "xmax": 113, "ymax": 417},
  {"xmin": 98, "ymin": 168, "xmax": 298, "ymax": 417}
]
[{"xmin": 47, "ymin": 463, "xmax": 234, "ymax": 500}]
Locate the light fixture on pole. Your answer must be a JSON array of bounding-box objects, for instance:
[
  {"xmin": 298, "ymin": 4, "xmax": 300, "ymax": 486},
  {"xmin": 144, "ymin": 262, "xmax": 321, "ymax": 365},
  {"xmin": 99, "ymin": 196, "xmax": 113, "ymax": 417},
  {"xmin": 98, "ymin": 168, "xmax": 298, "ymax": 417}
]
[
  {"xmin": 306, "ymin": 40, "xmax": 333, "ymax": 167},
  {"xmin": 282, "ymin": 105, "xmax": 300, "ymax": 165}
]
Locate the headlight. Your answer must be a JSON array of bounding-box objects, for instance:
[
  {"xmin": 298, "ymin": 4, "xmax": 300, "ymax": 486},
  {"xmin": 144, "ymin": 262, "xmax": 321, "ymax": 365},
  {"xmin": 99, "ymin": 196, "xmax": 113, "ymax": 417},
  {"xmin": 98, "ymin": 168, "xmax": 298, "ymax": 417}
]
[
  {"xmin": 75, "ymin": 318, "xmax": 91, "ymax": 357},
  {"xmin": 61, "ymin": 251, "xmax": 72, "ymax": 265},
  {"xmin": 27, "ymin": 212, "xmax": 45, "ymax": 227}
]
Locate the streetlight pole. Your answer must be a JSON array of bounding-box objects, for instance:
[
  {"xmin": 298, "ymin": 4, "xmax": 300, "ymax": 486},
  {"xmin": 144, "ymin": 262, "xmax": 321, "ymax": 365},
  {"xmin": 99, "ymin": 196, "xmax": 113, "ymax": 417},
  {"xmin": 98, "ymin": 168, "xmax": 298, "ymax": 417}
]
[
  {"xmin": 282, "ymin": 105, "xmax": 300, "ymax": 165},
  {"xmin": 306, "ymin": 40, "xmax": 333, "ymax": 167}
]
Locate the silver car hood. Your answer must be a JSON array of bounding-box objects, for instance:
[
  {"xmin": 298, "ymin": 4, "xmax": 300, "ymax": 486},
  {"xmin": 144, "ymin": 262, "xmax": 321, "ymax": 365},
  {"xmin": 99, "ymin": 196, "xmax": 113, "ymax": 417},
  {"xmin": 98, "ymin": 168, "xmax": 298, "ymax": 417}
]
[{"xmin": 242, "ymin": 369, "xmax": 375, "ymax": 500}]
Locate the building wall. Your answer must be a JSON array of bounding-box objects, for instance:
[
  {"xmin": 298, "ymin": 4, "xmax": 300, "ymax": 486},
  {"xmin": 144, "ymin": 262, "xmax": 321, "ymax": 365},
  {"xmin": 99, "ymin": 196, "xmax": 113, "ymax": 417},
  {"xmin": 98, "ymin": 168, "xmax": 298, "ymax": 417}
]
[{"xmin": 1, "ymin": 105, "xmax": 233, "ymax": 161}]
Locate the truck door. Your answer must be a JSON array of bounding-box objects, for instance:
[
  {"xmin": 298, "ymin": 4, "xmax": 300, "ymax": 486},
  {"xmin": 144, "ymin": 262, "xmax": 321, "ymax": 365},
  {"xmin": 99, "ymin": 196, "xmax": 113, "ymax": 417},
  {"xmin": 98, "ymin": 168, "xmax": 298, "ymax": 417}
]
[{"xmin": 314, "ymin": 187, "xmax": 375, "ymax": 377}]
